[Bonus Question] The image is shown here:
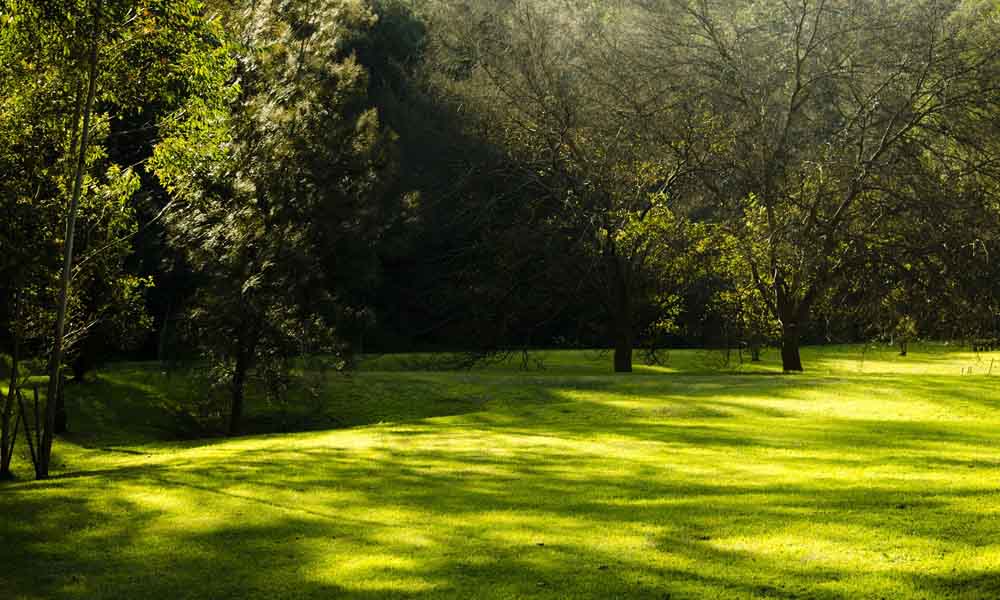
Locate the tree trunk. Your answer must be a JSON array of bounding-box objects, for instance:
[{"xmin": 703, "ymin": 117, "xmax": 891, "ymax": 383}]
[
  {"xmin": 780, "ymin": 322, "xmax": 803, "ymax": 372},
  {"xmin": 1, "ymin": 295, "xmax": 19, "ymax": 479},
  {"xmin": 614, "ymin": 325, "xmax": 633, "ymax": 373},
  {"xmin": 610, "ymin": 282, "xmax": 633, "ymax": 373},
  {"xmin": 899, "ymin": 341, "xmax": 908, "ymax": 357},
  {"xmin": 611, "ymin": 294, "xmax": 634, "ymax": 372},
  {"xmin": 158, "ymin": 301, "xmax": 172, "ymax": 364},
  {"xmin": 1, "ymin": 387, "xmax": 15, "ymax": 480},
  {"xmin": 608, "ymin": 252, "xmax": 633, "ymax": 374},
  {"xmin": 228, "ymin": 351, "xmax": 250, "ymax": 436},
  {"xmin": 54, "ymin": 373, "xmax": 67, "ymax": 434},
  {"xmin": 39, "ymin": 3, "xmax": 101, "ymax": 479}
]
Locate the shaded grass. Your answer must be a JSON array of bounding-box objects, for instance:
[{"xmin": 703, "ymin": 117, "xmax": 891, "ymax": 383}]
[
  {"xmin": 357, "ymin": 341, "xmax": 999, "ymax": 377},
  {"xmin": 2, "ymin": 344, "xmax": 1000, "ymax": 599}
]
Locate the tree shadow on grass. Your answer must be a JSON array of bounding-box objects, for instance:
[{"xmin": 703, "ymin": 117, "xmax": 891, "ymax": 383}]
[
  {"xmin": 60, "ymin": 366, "xmax": 573, "ymax": 447},
  {"xmin": 3, "ymin": 429, "xmax": 998, "ymax": 599},
  {"xmin": 5, "ymin": 364, "xmax": 1000, "ymax": 598},
  {"xmin": 0, "ymin": 474, "xmax": 854, "ymax": 599}
]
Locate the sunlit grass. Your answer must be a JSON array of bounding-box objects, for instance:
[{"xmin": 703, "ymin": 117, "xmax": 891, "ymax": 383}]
[{"xmin": 2, "ymin": 344, "xmax": 1000, "ymax": 598}]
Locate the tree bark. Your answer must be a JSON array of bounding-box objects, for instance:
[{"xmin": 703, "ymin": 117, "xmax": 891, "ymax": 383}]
[
  {"xmin": 614, "ymin": 324, "xmax": 633, "ymax": 373},
  {"xmin": 54, "ymin": 373, "xmax": 67, "ymax": 434},
  {"xmin": 780, "ymin": 321, "xmax": 803, "ymax": 372},
  {"xmin": 605, "ymin": 246, "xmax": 635, "ymax": 373},
  {"xmin": 1, "ymin": 294, "xmax": 19, "ymax": 479},
  {"xmin": 228, "ymin": 350, "xmax": 250, "ymax": 436},
  {"xmin": 158, "ymin": 301, "xmax": 172, "ymax": 364},
  {"xmin": 39, "ymin": 1, "xmax": 101, "ymax": 479},
  {"xmin": 610, "ymin": 259, "xmax": 633, "ymax": 373}
]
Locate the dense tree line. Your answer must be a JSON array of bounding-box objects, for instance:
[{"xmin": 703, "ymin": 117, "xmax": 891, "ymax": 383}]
[{"xmin": 2, "ymin": 0, "xmax": 999, "ymax": 478}]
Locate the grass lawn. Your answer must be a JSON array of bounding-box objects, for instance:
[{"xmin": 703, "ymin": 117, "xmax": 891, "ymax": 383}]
[{"xmin": 2, "ymin": 344, "xmax": 1000, "ymax": 599}]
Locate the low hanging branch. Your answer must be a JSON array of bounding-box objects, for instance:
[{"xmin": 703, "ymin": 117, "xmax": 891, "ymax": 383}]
[{"xmin": 71, "ymin": 199, "xmax": 176, "ymax": 279}]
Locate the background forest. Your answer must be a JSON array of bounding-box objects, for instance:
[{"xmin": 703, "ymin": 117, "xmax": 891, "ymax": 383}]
[{"xmin": 2, "ymin": 0, "xmax": 1000, "ymax": 479}]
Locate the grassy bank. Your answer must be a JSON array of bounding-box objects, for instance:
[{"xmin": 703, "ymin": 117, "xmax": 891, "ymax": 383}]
[{"xmin": 2, "ymin": 345, "xmax": 999, "ymax": 598}]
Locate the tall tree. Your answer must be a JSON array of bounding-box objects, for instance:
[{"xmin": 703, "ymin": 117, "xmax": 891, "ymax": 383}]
[
  {"xmin": 153, "ymin": 0, "xmax": 397, "ymax": 435},
  {"xmin": 43, "ymin": 0, "xmax": 104, "ymax": 479},
  {"xmin": 641, "ymin": 0, "xmax": 1000, "ymax": 370},
  {"xmin": 1, "ymin": 0, "xmax": 232, "ymax": 477},
  {"xmin": 425, "ymin": 0, "xmax": 696, "ymax": 371}
]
